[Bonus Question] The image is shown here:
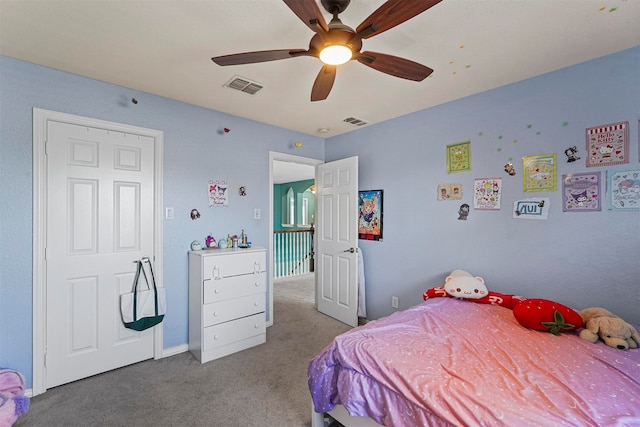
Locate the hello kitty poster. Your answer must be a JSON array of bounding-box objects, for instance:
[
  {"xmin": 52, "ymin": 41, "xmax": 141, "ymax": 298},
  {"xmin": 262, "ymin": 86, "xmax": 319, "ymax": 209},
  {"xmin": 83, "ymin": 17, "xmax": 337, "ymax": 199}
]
[{"xmin": 585, "ymin": 121, "xmax": 629, "ymax": 167}]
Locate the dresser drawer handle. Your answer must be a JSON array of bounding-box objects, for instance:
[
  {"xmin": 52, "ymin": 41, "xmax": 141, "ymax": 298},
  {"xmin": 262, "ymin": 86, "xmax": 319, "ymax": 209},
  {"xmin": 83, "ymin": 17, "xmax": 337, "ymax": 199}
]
[
  {"xmin": 254, "ymin": 282, "xmax": 259, "ymax": 287},
  {"xmin": 254, "ymin": 324, "xmax": 259, "ymax": 329},
  {"xmin": 213, "ymin": 312, "xmax": 219, "ymax": 317},
  {"xmin": 254, "ymin": 302, "xmax": 259, "ymax": 307},
  {"xmin": 214, "ymin": 289, "xmax": 220, "ymax": 294},
  {"xmin": 214, "ymin": 335, "xmax": 219, "ymax": 340}
]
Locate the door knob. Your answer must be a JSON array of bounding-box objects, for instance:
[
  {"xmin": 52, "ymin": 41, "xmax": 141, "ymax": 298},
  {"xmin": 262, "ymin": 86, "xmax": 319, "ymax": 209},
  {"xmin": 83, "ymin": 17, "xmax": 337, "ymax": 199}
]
[{"xmin": 343, "ymin": 247, "xmax": 357, "ymax": 253}]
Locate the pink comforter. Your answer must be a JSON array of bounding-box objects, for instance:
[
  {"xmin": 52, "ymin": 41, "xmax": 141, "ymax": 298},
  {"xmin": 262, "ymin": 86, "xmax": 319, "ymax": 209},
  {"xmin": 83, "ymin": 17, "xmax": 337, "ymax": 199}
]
[{"xmin": 308, "ymin": 298, "xmax": 640, "ymax": 426}]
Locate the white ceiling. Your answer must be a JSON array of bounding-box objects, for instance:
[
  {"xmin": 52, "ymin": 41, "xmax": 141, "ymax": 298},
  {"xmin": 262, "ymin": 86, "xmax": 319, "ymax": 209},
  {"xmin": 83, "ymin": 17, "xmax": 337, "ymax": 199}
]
[{"xmin": 1, "ymin": 1, "xmax": 638, "ymax": 139}]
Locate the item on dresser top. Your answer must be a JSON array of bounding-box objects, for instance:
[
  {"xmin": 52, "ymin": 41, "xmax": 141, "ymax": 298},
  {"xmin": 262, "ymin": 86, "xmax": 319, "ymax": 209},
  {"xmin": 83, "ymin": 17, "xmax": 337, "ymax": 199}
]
[
  {"xmin": 120, "ymin": 257, "xmax": 166, "ymax": 331},
  {"xmin": 205, "ymin": 234, "xmax": 216, "ymax": 248},
  {"xmin": 190, "ymin": 240, "xmax": 202, "ymax": 251},
  {"xmin": 218, "ymin": 238, "xmax": 228, "ymax": 249}
]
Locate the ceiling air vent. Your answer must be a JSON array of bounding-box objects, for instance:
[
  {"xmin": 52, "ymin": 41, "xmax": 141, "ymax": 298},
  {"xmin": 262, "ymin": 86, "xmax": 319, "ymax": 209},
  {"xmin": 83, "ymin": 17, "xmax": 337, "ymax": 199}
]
[
  {"xmin": 343, "ymin": 117, "xmax": 369, "ymax": 127},
  {"xmin": 224, "ymin": 75, "xmax": 263, "ymax": 95}
]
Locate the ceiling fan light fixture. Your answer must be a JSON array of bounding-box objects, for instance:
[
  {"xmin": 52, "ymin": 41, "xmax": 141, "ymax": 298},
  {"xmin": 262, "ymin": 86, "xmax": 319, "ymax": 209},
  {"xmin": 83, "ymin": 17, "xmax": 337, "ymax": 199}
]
[{"xmin": 319, "ymin": 45, "xmax": 352, "ymax": 65}]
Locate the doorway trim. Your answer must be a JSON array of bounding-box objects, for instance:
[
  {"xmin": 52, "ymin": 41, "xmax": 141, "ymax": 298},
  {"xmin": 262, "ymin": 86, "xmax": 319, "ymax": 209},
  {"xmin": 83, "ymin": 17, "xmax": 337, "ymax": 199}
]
[
  {"xmin": 32, "ymin": 108, "xmax": 164, "ymax": 396},
  {"xmin": 268, "ymin": 151, "xmax": 323, "ymax": 326}
]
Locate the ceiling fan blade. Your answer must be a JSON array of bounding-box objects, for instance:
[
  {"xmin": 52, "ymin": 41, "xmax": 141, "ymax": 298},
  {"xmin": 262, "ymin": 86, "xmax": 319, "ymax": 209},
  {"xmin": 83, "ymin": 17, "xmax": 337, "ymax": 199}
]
[
  {"xmin": 357, "ymin": 51, "xmax": 433, "ymax": 81},
  {"xmin": 311, "ymin": 65, "xmax": 336, "ymax": 102},
  {"xmin": 212, "ymin": 49, "xmax": 310, "ymax": 66},
  {"xmin": 356, "ymin": 0, "xmax": 442, "ymax": 39},
  {"xmin": 283, "ymin": 0, "xmax": 329, "ymax": 33}
]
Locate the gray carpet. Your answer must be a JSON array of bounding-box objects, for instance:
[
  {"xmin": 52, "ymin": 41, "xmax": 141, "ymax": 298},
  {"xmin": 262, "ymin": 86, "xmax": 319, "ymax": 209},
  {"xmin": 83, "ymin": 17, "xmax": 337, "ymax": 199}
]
[{"xmin": 17, "ymin": 274, "xmax": 351, "ymax": 427}]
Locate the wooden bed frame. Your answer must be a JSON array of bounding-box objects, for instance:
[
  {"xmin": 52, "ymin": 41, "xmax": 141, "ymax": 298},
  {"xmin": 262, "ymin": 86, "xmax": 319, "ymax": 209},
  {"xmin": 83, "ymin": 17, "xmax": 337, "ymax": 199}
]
[{"xmin": 311, "ymin": 404, "xmax": 382, "ymax": 427}]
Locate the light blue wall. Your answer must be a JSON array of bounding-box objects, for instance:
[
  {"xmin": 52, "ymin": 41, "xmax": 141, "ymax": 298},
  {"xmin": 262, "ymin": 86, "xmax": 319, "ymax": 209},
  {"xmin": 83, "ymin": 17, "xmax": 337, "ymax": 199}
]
[
  {"xmin": 326, "ymin": 47, "xmax": 640, "ymax": 324},
  {"xmin": 2, "ymin": 48, "xmax": 639, "ymax": 388},
  {"xmin": 0, "ymin": 56, "xmax": 324, "ymax": 386}
]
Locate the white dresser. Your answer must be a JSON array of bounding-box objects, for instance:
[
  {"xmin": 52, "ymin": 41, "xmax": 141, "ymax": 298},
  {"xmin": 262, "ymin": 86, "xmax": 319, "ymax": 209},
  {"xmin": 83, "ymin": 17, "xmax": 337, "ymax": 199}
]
[{"xmin": 188, "ymin": 247, "xmax": 266, "ymax": 363}]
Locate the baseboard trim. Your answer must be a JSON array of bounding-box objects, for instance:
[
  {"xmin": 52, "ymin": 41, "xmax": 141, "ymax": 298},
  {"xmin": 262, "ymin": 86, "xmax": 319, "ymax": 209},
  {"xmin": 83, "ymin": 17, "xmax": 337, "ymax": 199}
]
[{"xmin": 162, "ymin": 344, "xmax": 188, "ymax": 358}]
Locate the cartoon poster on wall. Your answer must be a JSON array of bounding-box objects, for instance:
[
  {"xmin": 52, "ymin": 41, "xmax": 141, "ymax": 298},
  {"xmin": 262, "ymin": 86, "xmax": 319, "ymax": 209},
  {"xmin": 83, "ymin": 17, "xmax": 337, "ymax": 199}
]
[
  {"xmin": 562, "ymin": 172, "xmax": 601, "ymax": 212},
  {"xmin": 446, "ymin": 141, "xmax": 471, "ymax": 173},
  {"xmin": 208, "ymin": 180, "xmax": 228, "ymax": 207},
  {"xmin": 609, "ymin": 169, "xmax": 640, "ymax": 211},
  {"xmin": 523, "ymin": 153, "xmax": 557, "ymax": 192},
  {"xmin": 513, "ymin": 198, "xmax": 550, "ymax": 220},
  {"xmin": 359, "ymin": 190, "xmax": 383, "ymax": 240},
  {"xmin": 437, "ymin": 183, "xmax": 463, "ymax": 200},
  {"xmin": 473, "ymin": 178, "xmax": 502, "ymax": 210},
  {"xmin": 586, "ymin": 121, "xmax": 629, "ymax": 167}
]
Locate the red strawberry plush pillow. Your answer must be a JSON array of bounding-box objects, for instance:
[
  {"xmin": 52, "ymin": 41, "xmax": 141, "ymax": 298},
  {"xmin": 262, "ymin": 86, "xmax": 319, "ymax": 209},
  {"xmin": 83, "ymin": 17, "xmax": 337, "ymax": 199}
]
[{"xmin": 513, "ymin": 298, "xmax": 583, "ymax": 336}]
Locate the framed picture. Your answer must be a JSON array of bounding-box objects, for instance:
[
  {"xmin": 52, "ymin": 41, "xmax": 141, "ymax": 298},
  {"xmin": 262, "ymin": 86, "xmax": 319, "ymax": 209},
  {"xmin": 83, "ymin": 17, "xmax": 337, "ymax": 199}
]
[
  {"xmin": 562, "ymin": 172, "xmax": 601, "ymax": 212},
  {"xmin": 609, "ymin": 169, "xmax": 640, "ymax": 211},
  {"xmin": 586, "ymin": 121, "xmax": 629, "ymax": 167},
  {"xmin": 446, "ymin": 141, "xmax": 471, "ymax": 173},
  {"xmin": 523, "ymin": 153, "xmax": 557, "ymax": 192},
  {"xmin": 358, "ymin": 190, "xmax": 383, "ymax": 241}
]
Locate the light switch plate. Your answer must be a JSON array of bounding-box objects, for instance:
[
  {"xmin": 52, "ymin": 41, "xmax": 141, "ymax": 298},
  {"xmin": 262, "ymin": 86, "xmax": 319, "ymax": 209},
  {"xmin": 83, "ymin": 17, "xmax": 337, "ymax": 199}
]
[
  {"xmin": 165, "ymin": 207, "xmax": 174, "ymax": 219},
  {"xmin": 253, "ymin": 208, "xmax": 261, "ymax": 219}
]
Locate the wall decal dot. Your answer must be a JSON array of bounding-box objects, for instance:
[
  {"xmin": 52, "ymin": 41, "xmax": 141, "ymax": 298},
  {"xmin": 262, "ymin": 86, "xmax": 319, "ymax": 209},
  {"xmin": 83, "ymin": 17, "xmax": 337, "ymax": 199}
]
[
  {"xmin": 465, "ymin": 65, "xmax": 471, "ymax": 68},
  {"xmin": 478, "ymin": 132, "xmax": 484, "ymax": 136},
  {"xmin": 452, "ymin": 71, "xmax": 457, "ymax": 75},
  {"xmin": 513, "ymin": 139, "xmax": 518, "ymax": 143},
  {"xmin": 536, "ymin": 131, "xmax": 541, "ymax": 135},
  {"xmin": 562, "ymin": 121, "xmax": 569, "ymax": 127},
  {"xmin": 600, "ymin": 6, "xmax": 606, "ymax": 11},
  {"xmin": 449, "ymin": 61, "xmax": 455, "ymax": 64},
  {"xmin": 497, "ymin": 147, "xmax": 502, "ymax": 152},
  {"xmin": 498, "ymin": 135, "xmax": 503, "ymax": 140},
  {"xmin": 609, "ymin": 7, "xmax": 617, "ymax": 12},
  {"xmin": 459, "ymin": 45, "xmax": 464, "ymax": 49},
  {"xmin": 527, "ymin": 124, "xmax": 533, "ymax": 129}
]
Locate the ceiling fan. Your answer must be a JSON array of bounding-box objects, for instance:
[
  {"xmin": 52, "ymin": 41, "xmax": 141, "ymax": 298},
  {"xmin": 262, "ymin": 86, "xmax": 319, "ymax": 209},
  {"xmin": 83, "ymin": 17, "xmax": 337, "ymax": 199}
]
[{"xmin": 211, "ymin": 0, "xmax": 442, "ymax": 101}]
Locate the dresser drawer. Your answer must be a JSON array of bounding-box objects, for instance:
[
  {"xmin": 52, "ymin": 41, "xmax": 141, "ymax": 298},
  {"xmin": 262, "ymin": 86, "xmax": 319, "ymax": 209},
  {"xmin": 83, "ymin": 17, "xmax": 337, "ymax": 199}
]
[
  {"xmin": 202, "ymin": 251, "xmax": 265, "ymax": 281},
  {"xmin": 202, "ymin": 313, "xmax": 266, "ymax": 351},
  {"xmin": 203, "ymin": 272, "xmax": 265, "ymax": 304},
  {"xmin": 203, "ymin": 294, "xmax": 265, "ymax": 327}
]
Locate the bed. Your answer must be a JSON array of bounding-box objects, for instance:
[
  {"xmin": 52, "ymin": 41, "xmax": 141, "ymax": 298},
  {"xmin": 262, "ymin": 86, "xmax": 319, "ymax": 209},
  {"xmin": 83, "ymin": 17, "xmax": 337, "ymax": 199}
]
[{"xmin": 308, "ymin": 298, "xmax": 640, "ymax": 427}]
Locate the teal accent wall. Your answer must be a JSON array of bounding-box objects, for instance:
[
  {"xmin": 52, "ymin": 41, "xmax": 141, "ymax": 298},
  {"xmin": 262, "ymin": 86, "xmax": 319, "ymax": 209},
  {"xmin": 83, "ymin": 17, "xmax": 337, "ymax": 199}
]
[{"xmin": 273, "ymin": 179, "xmax": 315, "ymax": 230}]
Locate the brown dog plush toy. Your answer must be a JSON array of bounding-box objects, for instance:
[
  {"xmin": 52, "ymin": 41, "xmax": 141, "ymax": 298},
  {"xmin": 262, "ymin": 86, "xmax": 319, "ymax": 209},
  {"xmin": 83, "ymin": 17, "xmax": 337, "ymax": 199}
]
[{"xmin": 579, "ymin": 307, "xmax": 640, "ymax": 350}]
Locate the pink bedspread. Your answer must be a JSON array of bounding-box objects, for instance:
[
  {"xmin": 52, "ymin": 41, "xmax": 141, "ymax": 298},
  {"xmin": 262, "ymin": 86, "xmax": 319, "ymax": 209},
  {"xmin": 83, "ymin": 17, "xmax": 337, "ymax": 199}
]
[{"xmin": 308, "ymin": 298, "xmax": 640, "ymax": 426}]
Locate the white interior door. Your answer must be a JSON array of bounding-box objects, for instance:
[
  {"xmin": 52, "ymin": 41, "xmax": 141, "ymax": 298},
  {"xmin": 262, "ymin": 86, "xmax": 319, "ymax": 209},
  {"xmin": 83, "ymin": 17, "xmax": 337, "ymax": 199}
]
[
  {"xmin": 315, "ymin": 156, "xmax": 358, "ymax": 327},
  {"xmin": 45, "ymin": 120, "xmax": 156, "ymax": 388}
]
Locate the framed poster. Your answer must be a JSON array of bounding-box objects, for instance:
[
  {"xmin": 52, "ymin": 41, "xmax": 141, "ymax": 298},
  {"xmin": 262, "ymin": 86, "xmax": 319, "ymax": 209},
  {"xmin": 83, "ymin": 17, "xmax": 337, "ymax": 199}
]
[
  {"xmin": 446, "ymin": 141, "xmax": 471, "ymax": 173},
  {"xmin": 586, "ymin": 121, "xmax": 629, "ymax": 167},
  {"xmin": 609, "ymin": 169, "xmax": 640, "ymax": 211},
  {"xmin": 562, "ymin": 172, "xmax": 601, "ymax": 212},
  {"xmin": 473, "ymin": 178, "xmax": 502, "ymax": 210},
  {"xmin": 358, "ymin": 190, "xmax": 383, "ymax": 240},
  {"xmin": 523, "ymin": 153, "xmax": 557, "ymax": 192}
]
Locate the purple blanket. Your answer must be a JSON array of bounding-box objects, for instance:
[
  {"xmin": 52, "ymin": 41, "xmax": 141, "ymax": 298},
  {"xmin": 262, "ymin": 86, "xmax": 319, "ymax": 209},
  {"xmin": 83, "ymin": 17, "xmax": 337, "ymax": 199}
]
[{"xmin": 308, "ymin": 298, "xmax": 640, "ymax": 426}]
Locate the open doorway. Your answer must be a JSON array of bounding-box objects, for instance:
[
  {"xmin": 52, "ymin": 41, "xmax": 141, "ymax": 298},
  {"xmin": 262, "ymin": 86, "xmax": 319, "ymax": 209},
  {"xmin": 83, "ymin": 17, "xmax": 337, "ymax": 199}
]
[{"xmin": 268, "ymin": 152, "xmax": 322, "ymax": 326}]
